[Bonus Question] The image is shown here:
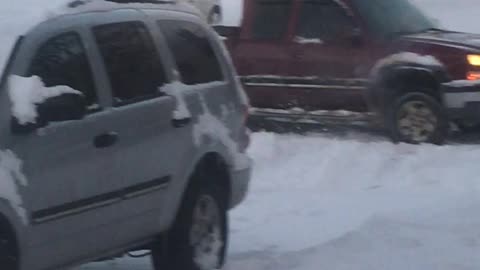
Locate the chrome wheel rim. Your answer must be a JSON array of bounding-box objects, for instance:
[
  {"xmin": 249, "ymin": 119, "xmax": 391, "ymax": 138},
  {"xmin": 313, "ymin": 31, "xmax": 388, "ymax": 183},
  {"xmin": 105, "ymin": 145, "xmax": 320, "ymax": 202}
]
[
  {"xmin": 397, "ymin": 100, "xmax": 438, "ymax": 143},
  {"xmin": 190, "ymin": 195, "xmax": 223, "ymax": 270}
]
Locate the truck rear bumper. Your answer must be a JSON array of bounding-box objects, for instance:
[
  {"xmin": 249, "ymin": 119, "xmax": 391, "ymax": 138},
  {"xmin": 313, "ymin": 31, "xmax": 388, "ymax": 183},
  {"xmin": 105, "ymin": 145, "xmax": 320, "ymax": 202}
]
[{"xmin": 442, "ymin": 81, "xmax": 480, "ymax": 120}]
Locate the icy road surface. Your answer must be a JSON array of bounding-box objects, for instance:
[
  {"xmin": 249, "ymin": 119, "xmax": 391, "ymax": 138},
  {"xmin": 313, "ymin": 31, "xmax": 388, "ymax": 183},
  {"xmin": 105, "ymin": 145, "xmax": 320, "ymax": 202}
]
[{"xmin": 79, "ymin": 0, "xmax": 480, "ymax": 269}]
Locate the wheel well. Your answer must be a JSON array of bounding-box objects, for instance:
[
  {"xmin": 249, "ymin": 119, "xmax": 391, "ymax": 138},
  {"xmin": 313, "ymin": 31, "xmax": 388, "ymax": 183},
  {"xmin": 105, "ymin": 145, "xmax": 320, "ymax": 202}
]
[
  {"xmin": 371, "ymin": 68, "xmax": 443, "ymax": 116},
  {"xmin": 190, "ymin": 153, "xmax": 231, "ymax": 206},
  {"xmin": 384, "ymin": 69, "xmax": 441, "ymax": 101}
]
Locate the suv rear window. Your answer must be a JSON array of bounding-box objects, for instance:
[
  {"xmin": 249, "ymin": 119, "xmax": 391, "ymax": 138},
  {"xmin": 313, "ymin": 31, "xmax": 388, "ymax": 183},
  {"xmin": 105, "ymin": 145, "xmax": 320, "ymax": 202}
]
[
  {"xmin": 29, "ymin": 32, "xmax": 97, "ymax": 107},
  {"xmin": 93, "ymin": 21, "xmax": 167, "ymax": 105},
  {"xmin": 159, "ymin": 20, "xmax": 224, "ymax": 85},
  {"xmin": 252, "ymin": 0, "xmax": 292, "ymax": 40}
]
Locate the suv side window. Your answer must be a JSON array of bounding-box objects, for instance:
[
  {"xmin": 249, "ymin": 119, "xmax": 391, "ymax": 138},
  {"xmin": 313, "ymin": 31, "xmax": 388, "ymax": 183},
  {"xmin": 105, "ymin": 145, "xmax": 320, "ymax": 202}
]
[
  {"xmin": 252, "ymin": 0, "xmax": 292, "ymax": 40},
  {"xmin": 159, "ymin": 20, "xmax": 224, "ymax": 85},
  {"xmin": 29, "ymin": 32, "xmax": 98, "ymax": 108},
  {"xmin": 93, "ymin": 21, "xmax": 167, "ymax": 105},
  {"xmin": 296, "ymin": 0, "xmax": 355, "ymax": 41}
]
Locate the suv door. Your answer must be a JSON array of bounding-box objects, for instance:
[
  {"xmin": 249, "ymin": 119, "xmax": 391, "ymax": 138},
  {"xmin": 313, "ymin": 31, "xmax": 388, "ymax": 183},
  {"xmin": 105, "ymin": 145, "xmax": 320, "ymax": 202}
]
[
  {"xmin": 88, "ymin": 18, "xmax": 190, "ymax": 242},
  {"xmin": 9, "ymin": 30, "xmax": 125, "ymax": 268},
  {"xmin": 234, "ymin": 0, "xmax": 294, "ymax": 109},
  {"xmin": 287, "ymin": 0, "xmax": 369, "ymax": 111}
]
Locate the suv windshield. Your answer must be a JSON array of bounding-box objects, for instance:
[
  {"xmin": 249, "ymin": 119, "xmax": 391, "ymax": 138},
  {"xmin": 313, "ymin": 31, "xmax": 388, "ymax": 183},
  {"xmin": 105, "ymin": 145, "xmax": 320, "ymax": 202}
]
[{"xmin": 350, "ymin": 0, "xmax": 437, "ymax": 38}]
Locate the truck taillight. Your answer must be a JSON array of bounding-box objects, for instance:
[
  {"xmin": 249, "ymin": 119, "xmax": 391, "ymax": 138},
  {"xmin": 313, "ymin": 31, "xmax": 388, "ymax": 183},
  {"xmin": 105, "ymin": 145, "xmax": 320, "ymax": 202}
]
[{"xmin": 467, "ymin": 71, "xmax": 480, "ymax": 81}]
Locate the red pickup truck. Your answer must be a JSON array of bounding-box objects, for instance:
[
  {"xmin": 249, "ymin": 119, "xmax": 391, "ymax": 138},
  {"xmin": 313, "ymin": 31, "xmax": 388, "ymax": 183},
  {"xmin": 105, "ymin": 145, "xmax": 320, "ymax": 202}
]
[{"xmin": 217, "ymin": 0, "xmax": 480, "ymax": 144}]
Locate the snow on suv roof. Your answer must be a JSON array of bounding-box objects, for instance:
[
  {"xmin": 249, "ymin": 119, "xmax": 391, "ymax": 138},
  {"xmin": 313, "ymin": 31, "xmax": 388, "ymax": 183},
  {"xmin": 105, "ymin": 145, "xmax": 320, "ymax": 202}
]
[{"xmin": 0, "ymin": 0, "xmax": 197, "ymax": 76}]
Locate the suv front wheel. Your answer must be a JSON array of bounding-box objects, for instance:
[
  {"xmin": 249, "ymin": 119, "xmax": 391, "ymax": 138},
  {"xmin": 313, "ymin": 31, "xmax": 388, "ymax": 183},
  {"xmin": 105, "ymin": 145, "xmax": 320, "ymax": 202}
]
[
  {"xmin": 152, "ymin": 182, "xmax": 228, "ymax": 270},
  {"xmin": 387, "ymin": 92, "xmax": 449, "ymax": 145}
]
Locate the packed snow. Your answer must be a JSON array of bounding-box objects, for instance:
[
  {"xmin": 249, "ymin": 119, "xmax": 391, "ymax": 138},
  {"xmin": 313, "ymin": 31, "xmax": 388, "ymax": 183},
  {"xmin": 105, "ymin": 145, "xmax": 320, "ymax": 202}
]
[
  {"xmin": 8, "ymin": 75, "xmax": 82, "ymax": 124},
  {"xmin": 193, "ymin": 96, "xmax": 250, "ymax": 171},
  {"xmin": 161, "ymin": 82, "xmax": 192, "ymax": 120}
]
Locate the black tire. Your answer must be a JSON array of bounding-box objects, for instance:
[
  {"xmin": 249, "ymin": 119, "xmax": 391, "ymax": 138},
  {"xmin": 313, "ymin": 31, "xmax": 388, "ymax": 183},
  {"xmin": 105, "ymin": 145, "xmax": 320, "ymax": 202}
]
[
  {"xmin": 0, "ymin": 226, "xmax": 19, "ymax": 270},
  {"xmin": 152, "ymin": 181, "xmax": 228, "ymax": 270},
  {"xmin": 386, "ymin": 92, "xmax": 449, "ymax": 145}
]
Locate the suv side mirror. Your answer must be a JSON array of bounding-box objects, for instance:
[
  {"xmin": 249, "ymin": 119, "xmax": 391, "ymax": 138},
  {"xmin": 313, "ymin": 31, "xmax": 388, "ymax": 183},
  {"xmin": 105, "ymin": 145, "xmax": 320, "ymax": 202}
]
[{"xmin": 12, "ymin": 93, "xmax": 87, "ymax": 134}]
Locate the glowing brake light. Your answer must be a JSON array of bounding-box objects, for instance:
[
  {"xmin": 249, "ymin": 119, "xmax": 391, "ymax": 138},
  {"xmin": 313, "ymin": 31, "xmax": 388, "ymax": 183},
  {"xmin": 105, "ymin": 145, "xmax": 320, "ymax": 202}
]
[{"xmin": 467, "ymin": 71, "xmax": 480, "ymax": 81}]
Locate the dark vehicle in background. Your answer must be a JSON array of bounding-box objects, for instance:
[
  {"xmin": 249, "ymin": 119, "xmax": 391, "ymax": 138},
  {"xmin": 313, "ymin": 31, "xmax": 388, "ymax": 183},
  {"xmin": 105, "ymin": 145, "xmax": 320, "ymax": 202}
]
[{"xmin": 218, "ymin": 0, "xmax": 480, "ymax": 144}]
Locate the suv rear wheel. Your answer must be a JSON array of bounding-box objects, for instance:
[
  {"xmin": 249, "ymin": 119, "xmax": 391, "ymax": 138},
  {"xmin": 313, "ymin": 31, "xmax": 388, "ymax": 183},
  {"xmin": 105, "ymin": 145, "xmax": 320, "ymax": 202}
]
[
  {"xmin": 152, "ymin": 181, "xmax": 227, "ymax": 270},
  {"xmin": 387, "ymin": 92, "xmax": 448, "ymax": 144}
]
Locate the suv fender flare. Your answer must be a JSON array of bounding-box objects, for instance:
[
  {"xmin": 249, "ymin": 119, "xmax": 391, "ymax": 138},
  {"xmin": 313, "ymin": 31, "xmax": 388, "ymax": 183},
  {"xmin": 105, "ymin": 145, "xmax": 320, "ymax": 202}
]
[{"xmin": 367, "ymin": 64, "xmax": 450, "ymax": 116}]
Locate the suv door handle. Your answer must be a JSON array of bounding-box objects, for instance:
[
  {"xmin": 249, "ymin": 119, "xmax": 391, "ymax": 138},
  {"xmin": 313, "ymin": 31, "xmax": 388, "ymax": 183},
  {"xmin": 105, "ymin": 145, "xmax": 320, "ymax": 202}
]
[
  {"xmin": 94, "ymin": 132, "xmax": 118, "ymax": 148},
  {"xmin": 172, "ymin": 117, "xmax": 192, "ymax": 128}
]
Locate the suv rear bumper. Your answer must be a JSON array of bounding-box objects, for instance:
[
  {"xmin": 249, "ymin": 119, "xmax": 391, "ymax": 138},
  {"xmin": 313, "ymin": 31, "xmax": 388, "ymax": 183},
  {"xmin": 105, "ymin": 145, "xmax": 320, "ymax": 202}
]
[
  {"xmin": 229, "ymin": 157, "xmax": 252, "ymax": 209},
  {"xmin": 443, "ymin": 81, "xmax": 480, "ymax": 120}
]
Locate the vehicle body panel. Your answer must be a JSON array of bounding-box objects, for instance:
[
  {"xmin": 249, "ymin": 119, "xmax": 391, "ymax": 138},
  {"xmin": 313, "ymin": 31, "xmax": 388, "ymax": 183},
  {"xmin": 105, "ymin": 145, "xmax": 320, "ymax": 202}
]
[
  {"xmin": 224, "ymin": 0, "xmax": 480, "ymax": 113},
  {"xmin": 0, "ymin": 4, "xmax": 251, "ymax": 270}
]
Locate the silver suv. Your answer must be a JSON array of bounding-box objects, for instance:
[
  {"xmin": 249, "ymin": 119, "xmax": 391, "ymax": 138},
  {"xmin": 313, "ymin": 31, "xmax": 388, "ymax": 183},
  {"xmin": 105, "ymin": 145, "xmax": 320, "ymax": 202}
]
[{"xmin": 0, "ymin": 1, "xmax": 251, "ymax": 270}]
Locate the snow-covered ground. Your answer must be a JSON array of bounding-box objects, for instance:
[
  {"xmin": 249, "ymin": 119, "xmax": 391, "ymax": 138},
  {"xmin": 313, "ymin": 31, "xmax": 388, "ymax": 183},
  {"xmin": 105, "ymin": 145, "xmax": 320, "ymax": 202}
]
[
  {"xmin": 80, "ymin": 1, "xmax": 480, "ymax": 270},
  {"xmin": 81, "ymin": 132, "xmax": 480, "ymax": 270}
]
